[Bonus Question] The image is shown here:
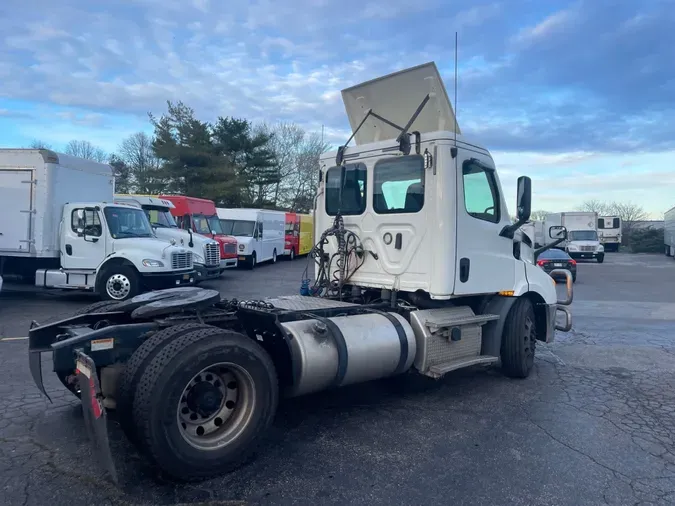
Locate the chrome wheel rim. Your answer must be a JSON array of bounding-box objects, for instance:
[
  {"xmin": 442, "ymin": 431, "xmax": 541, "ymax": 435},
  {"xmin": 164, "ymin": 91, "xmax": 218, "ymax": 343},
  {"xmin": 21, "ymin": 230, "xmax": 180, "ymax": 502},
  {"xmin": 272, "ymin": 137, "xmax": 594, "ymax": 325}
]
[
  {"xmin": 106, "ymin": 274, "xmax": 131, "ymax": 300},
  {"xmin": 177, "ymin": 362, "xmax": 256, "ymax": 451}
]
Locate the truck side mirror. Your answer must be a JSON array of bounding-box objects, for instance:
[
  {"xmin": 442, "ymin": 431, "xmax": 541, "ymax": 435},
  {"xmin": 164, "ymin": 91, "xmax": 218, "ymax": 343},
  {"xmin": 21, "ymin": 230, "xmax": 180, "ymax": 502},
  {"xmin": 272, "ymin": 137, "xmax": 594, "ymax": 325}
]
[
  {"xmin": 549, "ymin": 225, "xmax": 567, "ymax": 240},
  {"xmin": 516, "ymin": 176, "xmax": 532, "ymax": 222}
]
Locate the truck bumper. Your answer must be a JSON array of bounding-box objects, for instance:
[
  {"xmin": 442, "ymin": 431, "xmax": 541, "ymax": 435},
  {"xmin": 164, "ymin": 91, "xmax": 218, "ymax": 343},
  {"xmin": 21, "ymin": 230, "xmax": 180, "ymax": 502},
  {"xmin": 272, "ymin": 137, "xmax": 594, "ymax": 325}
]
[
  {"xmin": 568, "ymin": 252, "xmax": 601, "ymax": 260},
  {"xmin": 140, "ymin": 270, "xmax": 195, "ymax": 290},
  {"xmin": 220, "ymin": 257, "xmax": 238, "ymax": 270},
  {"xmin": 195, "ymin": 263, "xmax": 221, "ymax": 280}
]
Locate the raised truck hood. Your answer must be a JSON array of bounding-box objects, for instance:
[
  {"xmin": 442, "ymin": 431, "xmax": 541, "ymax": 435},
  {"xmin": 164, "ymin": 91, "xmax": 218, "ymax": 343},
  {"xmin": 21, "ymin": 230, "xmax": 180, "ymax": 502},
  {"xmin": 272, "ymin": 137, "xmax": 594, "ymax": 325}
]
[{"xmin": 341, "ymin": 61, "xmax": 460, "ymax": 146}]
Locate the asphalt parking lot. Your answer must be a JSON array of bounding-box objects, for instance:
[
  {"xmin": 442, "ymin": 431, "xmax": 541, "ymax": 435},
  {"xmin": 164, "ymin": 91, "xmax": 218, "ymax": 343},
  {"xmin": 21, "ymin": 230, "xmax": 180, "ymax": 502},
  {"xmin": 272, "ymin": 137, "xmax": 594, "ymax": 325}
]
[{"xmin": 1, "ymin": 253, "xmax": 675, "ymax": 506}]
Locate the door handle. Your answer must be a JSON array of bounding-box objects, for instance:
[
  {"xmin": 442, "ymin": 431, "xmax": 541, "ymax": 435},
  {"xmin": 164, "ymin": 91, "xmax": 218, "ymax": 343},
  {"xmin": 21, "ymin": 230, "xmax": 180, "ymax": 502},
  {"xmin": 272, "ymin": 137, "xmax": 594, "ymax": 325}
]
[{"xmin": 395, "ymin": 233, "xmax": 402, "ymax": 250}]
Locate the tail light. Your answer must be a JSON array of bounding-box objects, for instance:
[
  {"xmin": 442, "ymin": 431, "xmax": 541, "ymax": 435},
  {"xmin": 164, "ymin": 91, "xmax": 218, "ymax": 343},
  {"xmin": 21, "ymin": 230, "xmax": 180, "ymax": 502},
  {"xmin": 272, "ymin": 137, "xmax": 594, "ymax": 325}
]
[
  {"xmin": 569, "ymin": 259, "xmax": 577, "ymax": 266},
  {"xmin": 537, "ymin": 260, "xmax": 546, "ymax": 267}
]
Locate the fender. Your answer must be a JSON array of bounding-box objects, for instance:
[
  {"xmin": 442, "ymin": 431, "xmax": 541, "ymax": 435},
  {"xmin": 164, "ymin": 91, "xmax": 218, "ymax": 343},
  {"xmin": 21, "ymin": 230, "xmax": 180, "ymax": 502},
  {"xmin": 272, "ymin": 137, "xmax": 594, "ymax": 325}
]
[
  {"xmin": 479, "ymin": 295, "xmax": 517, "ymax": 357},
  {"xmin": 94, "ymin": 255, "xmax": 138, "ymax": 288}
]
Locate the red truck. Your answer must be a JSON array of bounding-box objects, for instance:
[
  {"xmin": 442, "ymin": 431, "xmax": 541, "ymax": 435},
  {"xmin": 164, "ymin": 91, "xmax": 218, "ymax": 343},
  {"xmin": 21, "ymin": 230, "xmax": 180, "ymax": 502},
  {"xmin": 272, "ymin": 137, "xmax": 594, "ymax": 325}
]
[{"xmin": 159, "ymin": 195, "xmax": 238, "ymax": 272}]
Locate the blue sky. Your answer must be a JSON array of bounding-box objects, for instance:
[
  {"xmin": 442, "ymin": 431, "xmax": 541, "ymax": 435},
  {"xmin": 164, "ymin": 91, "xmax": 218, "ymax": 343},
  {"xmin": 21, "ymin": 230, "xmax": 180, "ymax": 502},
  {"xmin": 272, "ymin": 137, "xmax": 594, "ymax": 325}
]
[{"xmin": 0, "ymin": 0, "xmax": 673, "ymax": 217}]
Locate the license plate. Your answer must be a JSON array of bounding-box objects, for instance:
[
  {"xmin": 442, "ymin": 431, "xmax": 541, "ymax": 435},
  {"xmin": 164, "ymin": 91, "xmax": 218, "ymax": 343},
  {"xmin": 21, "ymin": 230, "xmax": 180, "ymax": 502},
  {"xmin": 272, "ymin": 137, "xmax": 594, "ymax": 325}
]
[
  {"xmin": 238, "ymin": 256, "xmax": 246, "ymax": 260},
  {"xmin": 553, "ymin": 263, "xmax": 563, "ymax": 267},
  {"xmin": 182, "ymin": 274, "xmax": 190, "ymax": 280}
]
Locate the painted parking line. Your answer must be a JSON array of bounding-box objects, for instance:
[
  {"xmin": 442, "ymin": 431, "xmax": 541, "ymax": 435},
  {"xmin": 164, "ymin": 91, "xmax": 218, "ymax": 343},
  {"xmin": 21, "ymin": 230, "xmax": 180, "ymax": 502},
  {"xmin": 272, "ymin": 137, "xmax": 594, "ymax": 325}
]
[{"xmin": 0, "ymin": 337, "xmax": 28, "ymax": 341}]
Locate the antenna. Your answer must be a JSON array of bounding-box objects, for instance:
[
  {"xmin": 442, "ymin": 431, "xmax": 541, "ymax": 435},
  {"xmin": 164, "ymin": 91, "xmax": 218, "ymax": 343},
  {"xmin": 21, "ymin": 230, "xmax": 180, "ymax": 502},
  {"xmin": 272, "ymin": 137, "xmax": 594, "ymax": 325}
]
[{"xmin": 454, "ymin": 31, "xmax": 458, "ymax": 147}]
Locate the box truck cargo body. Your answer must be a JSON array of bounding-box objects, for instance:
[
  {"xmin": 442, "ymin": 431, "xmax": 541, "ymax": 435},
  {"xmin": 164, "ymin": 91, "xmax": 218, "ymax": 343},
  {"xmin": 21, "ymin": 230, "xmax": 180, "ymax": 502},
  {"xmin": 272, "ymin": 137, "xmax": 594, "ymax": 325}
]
[{"xmin": 544, "ymin": 211, "xmax": 604, "ymax": 262}]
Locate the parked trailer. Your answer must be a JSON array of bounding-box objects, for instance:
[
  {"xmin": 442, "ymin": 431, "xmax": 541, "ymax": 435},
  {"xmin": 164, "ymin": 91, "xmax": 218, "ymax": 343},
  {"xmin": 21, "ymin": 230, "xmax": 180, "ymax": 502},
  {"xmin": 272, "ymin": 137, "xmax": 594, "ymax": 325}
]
[
  {"xmin": 284, "ymin": 212, "xmax": 314, "ymax": 259},
  {"xmin": 598, "ymin": 216, "xmax": 622, "ymax": 252},
  {"xmin": 665, "ymin": 207, "xmax": 675, "ymax": 257},
  {"xmin": 27, "ymin": 62, "xmax": 573, "ymax": 484},
  {"xmin": 0, "ymin": 149, "xmax": 195, "ymax": 300},
  {"xmin": 159, "ymin": 195, "xmax": 238, "ymax": 272},
  {"xmin": 217, "ymin": 208, "xmax": 286, "ymax": 268}
]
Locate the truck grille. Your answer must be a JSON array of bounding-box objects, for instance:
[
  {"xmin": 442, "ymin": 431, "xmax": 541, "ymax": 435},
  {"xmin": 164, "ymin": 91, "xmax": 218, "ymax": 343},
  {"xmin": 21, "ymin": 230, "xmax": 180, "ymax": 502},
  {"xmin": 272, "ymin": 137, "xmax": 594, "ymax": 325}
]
[
  {"xmin": 171, "ymin": 251, "xmax": 193, "ymax": 270},
  {"xmin": 223, "ymin": 243, "xmax": 236, "ymax": 255},
  {"xmin": 580, "ymin": 246, "xmax": 595, "ymax": 252},
  {"xmin": 204, "ymin": 243, "xmax": 220, "ymax": 266}
]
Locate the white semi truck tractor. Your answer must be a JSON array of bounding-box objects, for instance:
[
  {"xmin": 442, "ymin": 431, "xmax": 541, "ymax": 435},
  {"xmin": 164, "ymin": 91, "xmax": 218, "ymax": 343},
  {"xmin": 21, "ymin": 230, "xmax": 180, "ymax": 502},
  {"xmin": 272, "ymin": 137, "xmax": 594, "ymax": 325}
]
[
  {"xmin": 26, "ymin": 62, "xmax": 573, "ymax": 484},
  {"xmin": 0, "ymin": 149, "xmax": 195, "ymax": 300}
]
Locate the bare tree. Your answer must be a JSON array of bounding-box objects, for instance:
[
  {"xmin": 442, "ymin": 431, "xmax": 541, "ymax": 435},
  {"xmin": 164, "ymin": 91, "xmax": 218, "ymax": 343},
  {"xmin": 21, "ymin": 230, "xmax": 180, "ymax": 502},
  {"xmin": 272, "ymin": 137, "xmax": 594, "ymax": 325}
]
[
  {"xmin": 64, "ymin": 140, "xmax": 108, "ymax": 163},
  {"xmin": 579, "ymin": 199, "xmax": 612, "ymax": 215},
  {"xmin": 116, "ymin": 132, "xmax": 161, "ymax": 193},
  {"xmin": 610, "ymin": 201, "xmax": 648, "ymax": 239},
  {"xmin": 28, "ymin": 139, "xmax": 53, "ymax": 150},
  {"xmin": 259, "ymin": 122, "xmax": 305, "ymax": 207},
  {"xmin": 284, "ymin": 132, "xmax": 330, "ymax": 212},
  {"xmin": 530, "ymin": 210, "xmax": 550, "ymax": 221}
]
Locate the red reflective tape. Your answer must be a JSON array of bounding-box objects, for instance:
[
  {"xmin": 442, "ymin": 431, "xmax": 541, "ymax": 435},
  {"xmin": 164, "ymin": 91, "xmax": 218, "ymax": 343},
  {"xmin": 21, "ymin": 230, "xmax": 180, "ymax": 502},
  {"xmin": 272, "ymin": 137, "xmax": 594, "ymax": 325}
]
[{"xmin": 89, "ymin": 377, "xmax": 102, "ymax": 419}]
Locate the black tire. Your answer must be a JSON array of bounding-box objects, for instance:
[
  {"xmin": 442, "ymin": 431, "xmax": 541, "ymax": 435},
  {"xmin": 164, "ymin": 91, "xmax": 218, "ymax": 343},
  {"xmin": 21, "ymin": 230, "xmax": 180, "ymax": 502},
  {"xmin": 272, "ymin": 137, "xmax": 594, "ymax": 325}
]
[
  {"xmin": 289, "ymin": 248, "xmax": 295, "ymax": 261},
  {"xmin": 572, "ymin": 273, "xmax": 577, "ymax": 283},
  {"xmin": 500, "ymin": 298, "xmax": 537, "ymax": 379},
  {"xmin": 98, "ymin": 265, "xmax": 141, "ymax": 301},
  {"xmin": 248, "ymin": 252, "xmax": 257, "ymax": 270},
  {"xmin": 132, "ymin": 327, "xmax": 278, "ymax": 481},
  {"xmin": 116, "ymin": 323, "xmax": 214, "ymax": 448},
  {"xmin": 72, "ymin": 300, "xmax": 122, "ymax": 316},
  {"xmin": 272, "ymin": 249, "xmax": 277, "ymax": 264},
  {"xmin": 597, "ymin": 254, "xmax": 604, "ymax": 264}
]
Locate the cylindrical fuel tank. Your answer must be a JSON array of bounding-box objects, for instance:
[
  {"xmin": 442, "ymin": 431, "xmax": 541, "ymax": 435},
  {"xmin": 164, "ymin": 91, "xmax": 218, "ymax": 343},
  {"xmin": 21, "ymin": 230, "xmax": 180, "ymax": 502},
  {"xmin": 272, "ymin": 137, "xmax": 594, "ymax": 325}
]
[{"xmin": 280, "ymin": 312, "xmax": 417, "ymax": 397}]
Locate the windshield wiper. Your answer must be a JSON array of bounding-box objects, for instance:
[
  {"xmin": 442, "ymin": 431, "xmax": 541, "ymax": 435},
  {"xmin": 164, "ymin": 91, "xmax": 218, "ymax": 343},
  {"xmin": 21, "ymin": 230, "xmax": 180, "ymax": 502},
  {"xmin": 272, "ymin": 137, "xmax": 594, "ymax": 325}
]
[{"xmin": 115, "ymin": 232, "xmax": 153, "ymax": 238}]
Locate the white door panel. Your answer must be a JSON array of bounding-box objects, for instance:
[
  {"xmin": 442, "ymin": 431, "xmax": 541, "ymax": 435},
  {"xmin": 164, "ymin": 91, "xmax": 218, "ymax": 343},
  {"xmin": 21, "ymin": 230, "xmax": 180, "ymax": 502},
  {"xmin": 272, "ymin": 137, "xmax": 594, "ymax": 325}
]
[{"xmin": 454, "ymin": 153, "xmax": 516, "ymax": 295}]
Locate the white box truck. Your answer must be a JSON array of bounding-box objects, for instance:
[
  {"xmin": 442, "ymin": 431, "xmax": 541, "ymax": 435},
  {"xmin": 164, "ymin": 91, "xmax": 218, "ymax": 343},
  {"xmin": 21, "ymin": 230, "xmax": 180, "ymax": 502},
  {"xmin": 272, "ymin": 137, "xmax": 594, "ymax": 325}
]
[
  {"xmin": 114, "ymin": 194, "xmax": 222, "ymax": 282},
  {"xmin": 544, "ymin": 211, "xmax": 604, "ymax": 262},
  {"xmin": 0, "ymin": 149, "xmax": 195, "ymax": 300},
  {"xmin": 598, "ymin": 215, "xmax": 622, "ymax": 252},
  {"xmin": 665, "ymin": 206, "xmax": 675, "ymax": 257},
  {"xmin": 216, "ymin": 208, "xmax": 285, "ymax": 269}
]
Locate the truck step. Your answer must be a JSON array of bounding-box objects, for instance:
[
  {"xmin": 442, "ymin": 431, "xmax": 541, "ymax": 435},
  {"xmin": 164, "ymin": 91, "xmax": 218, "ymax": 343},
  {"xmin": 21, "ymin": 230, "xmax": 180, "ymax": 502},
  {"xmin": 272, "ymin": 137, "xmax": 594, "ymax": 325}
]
[
  {"xmin": 426, "ymin": 355, "xmax": 499, "ymax": 379},
  {"xmin": 425, "ymin": 313, "xmax": 499, "ymax": 333}
]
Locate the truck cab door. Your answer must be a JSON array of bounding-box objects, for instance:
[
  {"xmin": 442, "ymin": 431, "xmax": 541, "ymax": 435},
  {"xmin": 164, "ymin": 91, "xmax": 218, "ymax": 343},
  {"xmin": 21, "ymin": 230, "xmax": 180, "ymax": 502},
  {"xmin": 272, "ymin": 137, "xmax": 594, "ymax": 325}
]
[
  {"xmin": 453, "ymin": 154, "xmax": 516, "ymax": 295},
  {"xmin": 61, "ymin": 207, "xmax": 107, "ymax": 270}
]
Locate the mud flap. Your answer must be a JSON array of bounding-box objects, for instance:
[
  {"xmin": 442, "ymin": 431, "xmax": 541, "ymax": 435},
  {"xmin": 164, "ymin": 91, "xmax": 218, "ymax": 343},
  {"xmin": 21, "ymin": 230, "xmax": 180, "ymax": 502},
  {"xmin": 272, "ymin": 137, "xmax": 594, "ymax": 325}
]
[{"xmin": 75, "ymin": 351, "xmax": 119, "ymax": 485}]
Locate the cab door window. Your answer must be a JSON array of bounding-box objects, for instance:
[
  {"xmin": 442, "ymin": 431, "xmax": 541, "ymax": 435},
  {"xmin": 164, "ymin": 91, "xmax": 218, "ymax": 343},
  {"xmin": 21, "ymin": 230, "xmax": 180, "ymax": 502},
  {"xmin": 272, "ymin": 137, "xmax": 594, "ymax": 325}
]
[
  {"xmin": 462, "ymin": 160, "xmax": 500, "ymax": 223},
  {"xmin": 71, "ymin": 208, "xmax": 102, "ymax": 237}
]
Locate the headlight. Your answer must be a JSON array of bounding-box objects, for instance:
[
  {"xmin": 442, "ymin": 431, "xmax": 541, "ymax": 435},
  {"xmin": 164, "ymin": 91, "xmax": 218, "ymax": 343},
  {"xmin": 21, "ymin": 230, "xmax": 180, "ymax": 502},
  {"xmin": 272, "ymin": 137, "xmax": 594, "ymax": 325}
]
[
  {"xmin": 567, "ymin": 245, "xmax": 578, "ymax": 251},
  {"xmin": 142, "ymin": 259, "xmax": 164, "ymax": 267},
  {"xmin": 238, "ymin": 244, "xmax": 245, "ymax": 251},
  {"xmin": 193, "ymin": 254, "xmax": 205, "ymax": 264},
  {"xmin": 597, "ymin": 245, "xmax": 604, "ymax": 252}
]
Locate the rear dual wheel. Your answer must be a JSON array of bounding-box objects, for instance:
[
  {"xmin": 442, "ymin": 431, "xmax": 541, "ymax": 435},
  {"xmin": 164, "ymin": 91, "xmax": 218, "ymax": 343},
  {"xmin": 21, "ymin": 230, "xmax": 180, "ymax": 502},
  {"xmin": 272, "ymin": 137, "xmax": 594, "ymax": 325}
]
[{"xmin": 123, "ymin": 326, "xmax": 278, "ymax": 481}]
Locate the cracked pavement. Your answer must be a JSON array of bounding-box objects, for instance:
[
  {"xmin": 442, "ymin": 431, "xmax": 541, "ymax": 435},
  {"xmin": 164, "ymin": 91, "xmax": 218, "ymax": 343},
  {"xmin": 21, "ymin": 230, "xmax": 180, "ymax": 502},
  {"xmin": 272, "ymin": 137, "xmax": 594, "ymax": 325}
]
[{"xmin": 1, "ymin": 253, "xmax": 675, "ymax": 505}]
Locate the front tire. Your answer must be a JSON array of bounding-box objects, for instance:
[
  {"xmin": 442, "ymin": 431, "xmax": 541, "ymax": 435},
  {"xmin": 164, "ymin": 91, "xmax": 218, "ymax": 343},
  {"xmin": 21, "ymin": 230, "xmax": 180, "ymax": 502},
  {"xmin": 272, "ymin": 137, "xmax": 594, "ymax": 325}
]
[
  {"xmin": 248, "ymin": 253, "xmax": 257, "ymax": 270},
  {"xmin": 597, "ymin": 254, "xmax": 605, "ymax": 264},
  {"xmin": 272, "ymin": 249, "xmax": 277, "ymax": 264},
  {"xmin": 98, "ymin": 265, "xmax": 141, "ymax": 301},
  {"xmin": 500, "ymin": 298, "xmax": 537, "ymax": 379},
  {"xmin": 289, "ymin": 248, "xmax": 295, "ymax": 261},
  {"xmin": 132, "ymin": 327, "xmax": 278, "ymax": 481}
]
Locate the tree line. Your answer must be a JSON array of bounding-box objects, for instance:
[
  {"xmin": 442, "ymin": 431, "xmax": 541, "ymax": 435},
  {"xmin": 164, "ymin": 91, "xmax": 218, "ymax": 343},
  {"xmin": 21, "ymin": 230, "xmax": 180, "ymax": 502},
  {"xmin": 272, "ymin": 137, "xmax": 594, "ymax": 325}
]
[{"xmin": 29, "ymin": 101, "xmax": 329, "ymax": 213}]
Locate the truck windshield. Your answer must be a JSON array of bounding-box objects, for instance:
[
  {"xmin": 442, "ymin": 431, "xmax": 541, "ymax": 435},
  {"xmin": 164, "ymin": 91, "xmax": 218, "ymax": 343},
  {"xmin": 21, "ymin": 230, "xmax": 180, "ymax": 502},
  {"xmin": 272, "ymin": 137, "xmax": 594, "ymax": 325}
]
[
  {"xmin": 221, "ymin": 219, "xmax": 255, "ymax": 237},
  {"xmin": 569, "ymin": 230, "xmax": 598, "ymax": 241},
  {"xmin": 145, "ymin": 207, "xmax": 178, "ymax": 228},
  {"xmin": 192, "ymin": 214, "xmax": 213, "ymax": 235},
  {"xmin": 104, "ymin": 207, "xmax": 154, "ymax": 239},
  {"xmin": 207, "ymin": 215, "xmax": 224, "ymax": 234}
]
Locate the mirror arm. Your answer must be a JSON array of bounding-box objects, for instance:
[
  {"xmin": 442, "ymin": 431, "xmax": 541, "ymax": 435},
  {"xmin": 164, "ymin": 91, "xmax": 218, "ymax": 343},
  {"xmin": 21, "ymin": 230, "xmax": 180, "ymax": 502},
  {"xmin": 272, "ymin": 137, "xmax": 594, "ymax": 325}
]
[{"xmin": 499, "ymin": 219, "xmax": 526, "ymax": 240}]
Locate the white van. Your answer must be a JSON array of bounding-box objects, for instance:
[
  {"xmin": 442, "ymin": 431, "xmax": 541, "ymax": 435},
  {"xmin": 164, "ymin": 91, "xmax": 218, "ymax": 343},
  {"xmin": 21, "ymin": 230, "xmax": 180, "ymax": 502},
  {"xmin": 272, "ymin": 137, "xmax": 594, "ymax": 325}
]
[{"xmin": 216, "ymin": 208, "xmax": 285, "ymax": 269}]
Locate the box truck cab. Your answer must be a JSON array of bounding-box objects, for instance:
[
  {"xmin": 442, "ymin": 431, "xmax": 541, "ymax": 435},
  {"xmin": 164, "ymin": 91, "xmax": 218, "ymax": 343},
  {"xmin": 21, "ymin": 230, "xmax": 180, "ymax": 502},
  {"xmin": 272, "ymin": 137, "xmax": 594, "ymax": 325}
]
[
  {"xmin": 0, "ymin": 149, "xmax": 195, "ymax": 300},
  {"xmin": 158, "ymin": 195, "xmax": 237, "ymax": 271},
  {"xmin": 114, "ymin": 195, "xmax": 222, "ymax": 281},
  {"xmin": 545, "ymin": 211, "xmax": 604, "ymax": 263},
  {"xmin": 217, "ymin": 208, "xmax": 285, "ymax": 269},
  {"xmin": 284, "ymin": 212, "xmax": 314, "ymax": 260}
]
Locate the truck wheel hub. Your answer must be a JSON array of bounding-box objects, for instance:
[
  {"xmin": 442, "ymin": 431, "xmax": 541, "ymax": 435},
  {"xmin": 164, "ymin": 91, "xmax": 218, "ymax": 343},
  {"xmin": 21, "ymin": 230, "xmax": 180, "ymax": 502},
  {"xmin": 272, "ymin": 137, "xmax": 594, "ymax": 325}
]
[
  {"xmin": 177, "ymin": 363, "xmax": 256, "ymax": 450},
  {"xmin": 187, "ymin": 382, "xmax": 223, "ymax": 417},
  {"xmin": 106, "ymin": 274, "xmax": 130, "ymax": 299}
]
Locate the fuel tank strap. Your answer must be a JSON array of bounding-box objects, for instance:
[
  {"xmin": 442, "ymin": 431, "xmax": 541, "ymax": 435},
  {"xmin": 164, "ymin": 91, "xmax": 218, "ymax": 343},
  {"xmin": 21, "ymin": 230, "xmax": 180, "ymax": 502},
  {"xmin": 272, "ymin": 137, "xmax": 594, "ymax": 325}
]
[
  {"xmin": 361, "ymin": 309, "xmax": 409, "ymax": 375},
  {"xmin": 305, "ymin": 314, "xmax": 349, "ymax": 387}
]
